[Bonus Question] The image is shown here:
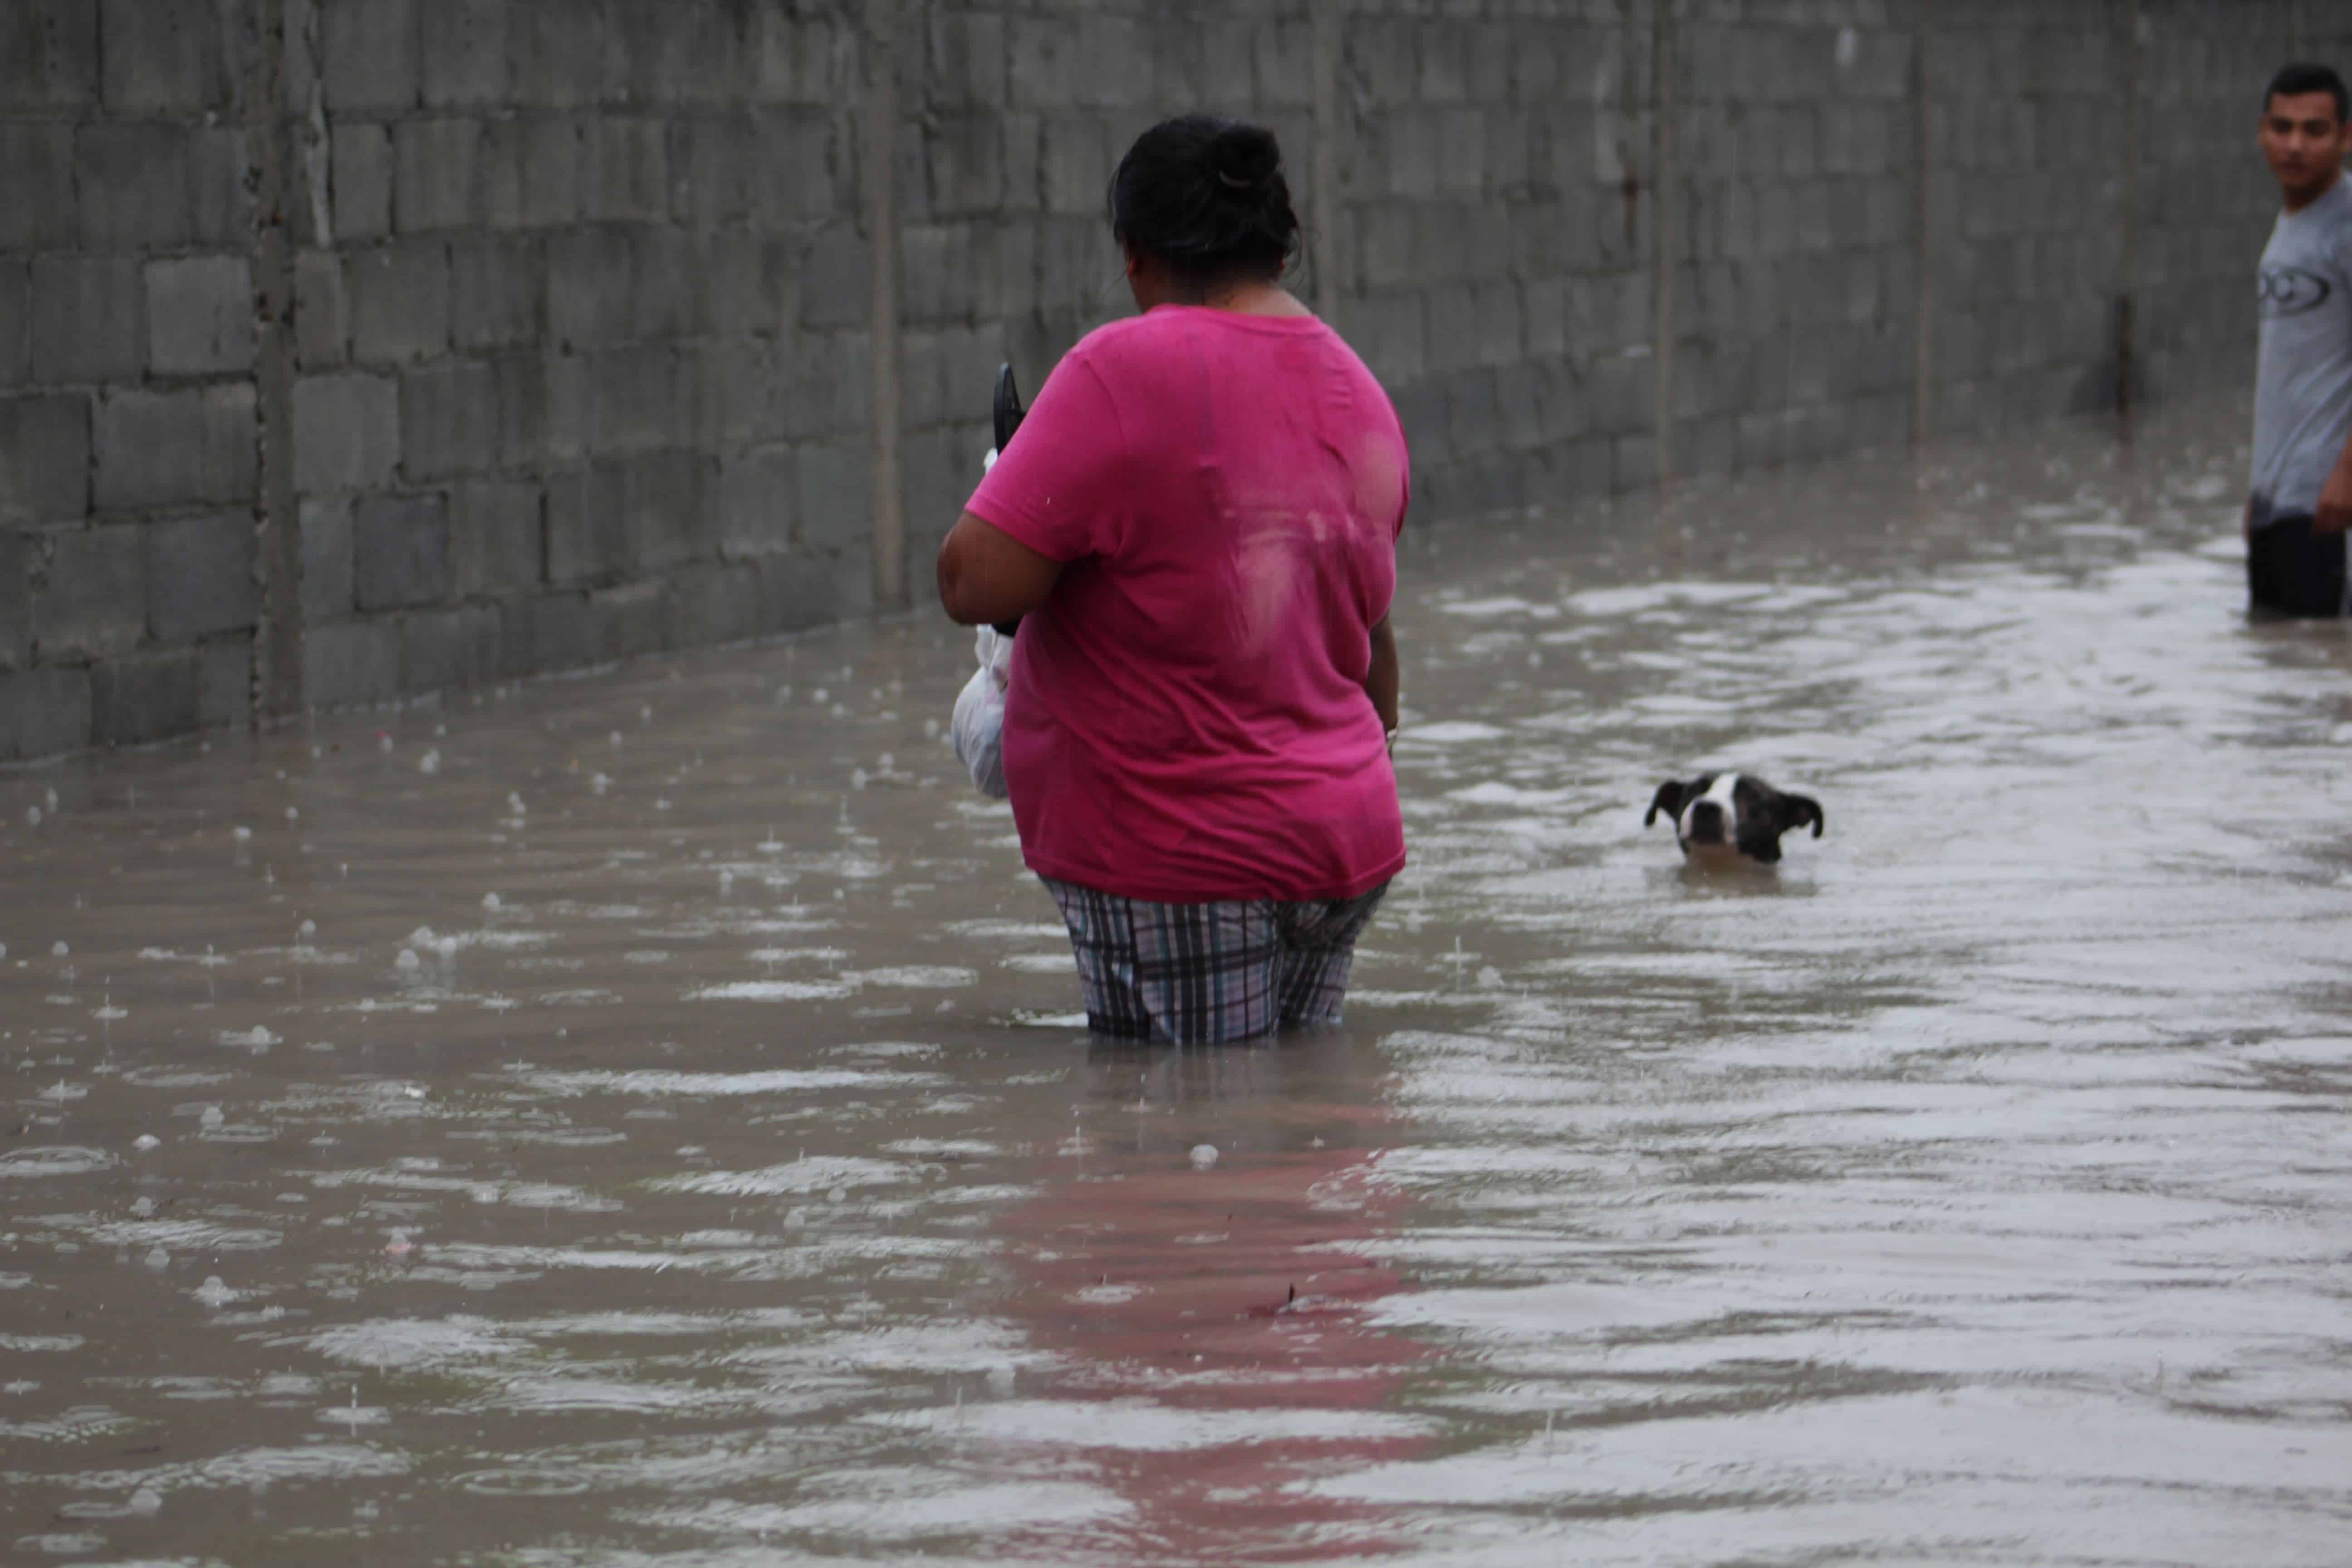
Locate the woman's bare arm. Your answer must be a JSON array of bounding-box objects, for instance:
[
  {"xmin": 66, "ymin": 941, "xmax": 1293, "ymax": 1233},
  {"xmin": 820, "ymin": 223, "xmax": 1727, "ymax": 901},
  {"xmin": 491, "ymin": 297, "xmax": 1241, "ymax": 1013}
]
[
  {"xmin": 937, "ymin": 511, "xmax": 1063, "ymax": 627},
  {"xmin": 1365, "ymin": 614, "xmax": 1399, "ymax": 735}
]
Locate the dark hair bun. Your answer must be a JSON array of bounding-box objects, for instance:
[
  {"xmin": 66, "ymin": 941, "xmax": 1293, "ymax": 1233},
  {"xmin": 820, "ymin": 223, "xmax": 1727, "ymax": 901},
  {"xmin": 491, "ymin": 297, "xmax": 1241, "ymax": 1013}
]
[
  {"xmin": 1110, "ymin": 115, "xmax": 1301, "ymax": 288},
  {"xmin": 1209, "ymin": 123, "xmax": 1280, "ymax": 191}
]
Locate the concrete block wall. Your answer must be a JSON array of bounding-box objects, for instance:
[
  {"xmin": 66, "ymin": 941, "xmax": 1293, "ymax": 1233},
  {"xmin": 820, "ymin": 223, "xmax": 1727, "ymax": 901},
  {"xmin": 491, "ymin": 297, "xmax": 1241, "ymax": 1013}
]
[
  {"xmin": 3, "ymin": 0, "xmax": 2347, "ymax": 763},
  {"xmin": 0, "ymin": 0, "xmax": 260, "ymax": 756},
  {"xmin": 286, "ymin": 0, "xmax": 875, "ymax": 712}
]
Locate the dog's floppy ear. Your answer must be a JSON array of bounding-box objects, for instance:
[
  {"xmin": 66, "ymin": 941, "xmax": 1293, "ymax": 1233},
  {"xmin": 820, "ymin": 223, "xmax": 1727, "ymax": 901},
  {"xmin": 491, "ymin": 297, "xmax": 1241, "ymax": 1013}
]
[
  {"xmin": 1645, "ymin": 780, "xmax": 1688, "ymax": 828},
  {"xmin": 1774, "ymin": 792, "xmax": 1824, "ymax": 838}
]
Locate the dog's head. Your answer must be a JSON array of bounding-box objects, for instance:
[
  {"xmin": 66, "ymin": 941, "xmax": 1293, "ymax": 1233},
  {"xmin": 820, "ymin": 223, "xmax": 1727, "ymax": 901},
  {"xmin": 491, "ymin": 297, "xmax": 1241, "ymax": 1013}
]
[{"xmin": 1645, "ymin": 773, "xmax": 1823, "ymax": 864}]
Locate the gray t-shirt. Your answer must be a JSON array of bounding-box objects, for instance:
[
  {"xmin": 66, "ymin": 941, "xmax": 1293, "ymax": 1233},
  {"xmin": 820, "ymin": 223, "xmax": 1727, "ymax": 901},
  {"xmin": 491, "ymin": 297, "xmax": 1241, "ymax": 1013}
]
[{"xmin": 2251, "ymin": 175, "xmax": 2352, "ymax": 528}]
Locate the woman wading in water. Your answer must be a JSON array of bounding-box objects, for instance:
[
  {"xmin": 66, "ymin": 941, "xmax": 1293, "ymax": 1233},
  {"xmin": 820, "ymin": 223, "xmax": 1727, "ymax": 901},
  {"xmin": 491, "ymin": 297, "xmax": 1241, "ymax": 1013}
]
[{"xmin": 936, "ymin": 115, "xmax": 1409, "ymax": 1044}]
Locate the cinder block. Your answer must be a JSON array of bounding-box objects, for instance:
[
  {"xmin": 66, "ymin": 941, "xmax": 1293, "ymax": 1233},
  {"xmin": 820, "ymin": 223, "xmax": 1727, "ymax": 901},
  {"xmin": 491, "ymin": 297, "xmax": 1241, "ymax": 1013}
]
[
  {"xmin": 193, "ymin": 127, "xmax": 252, "ymax": 252},
  {"xmin": 1008, "ymin": 16, "xmax": 1081, "ymax": 110},
  {"xmin": 827, "ymin": 540, "xmax": 874, "ymax": 619},
  {"xmin": 630, "ymin": 227, "xmax": 707, "ymax": 340},
  {"xmin": 451, "ymin": 478, "xmax": 541, "ymax": 596},
  {"xmin": 1471, "ymin": 280, "xmax": 1522, "ymax": 368},
  {"xmin": 0, "ymin": 526, "xmax": 24, "ymax": 670},
  {"xmin": 354, "ymin": 492, "xmax": 450, "ymax": 611},
  {"xmin": 395, "ymin": 118, "xmax": 484, "ymax": 232},
  {"xmin": 347, "ymin": 243, "xmax": 450, "ymax": 364},
  {"xmin": 75, "ymin": 124, "xmax": 191, "ymax": 250},
  {"xmin": 295, "ymin": 250, "xmax": 348, "ymax": 369},
  {"xmin": 1612, "ymin": 433, "xmax": 1658, "ymax": 492},
  {"xmin": 420, "ymin": 0, "xmax": 510, "ymax": 106},
  {"xmin": 400, "ymin": 603, "xmax": 499, "ymax": 693},
  {"xmin": 752, "ymin": 554, "xmax": 834, "ymax": 634},
  {"xmin": 31, "ymin": 257, "xmax": 143, "ymax": 385},
  {"xmin": 303, "ymin": 617, "xmax": 402, "ymax": 707},
  {"xmin": 90, "ymin": 652, "xmax": 201, "ymax": 747},
  {"xmin": 751, "ymin": 12, "xmax": 837, "ymax": 105},
  {"xmin": 999, "ymin": 113, "xmax": 1043, "ymax": 214},
  {"xmin": 485, "ymin": 117, "xmax": 580, "ymax": 228},
  {"xmin": 0, "ymin": 666, "xmax": 93, "ymax": 761},
  {"xmin": 828, "ymin": 332, "xmax": 872, "ymax": 436},
  {"xmin": 485, "ymin": 352, "xmax": 552, "ymax": 467},
  {"xmin": 323, "ymin": 0, "xmax": 419, "ymax": 112},
  {"xmin": 400, "ymin": 361, "xmax": 498, "ymax": 480},
  {"xmin": 548, "ymin": 230, "xmax": 634, "ymax": 349},
  {"xmin": 0, "ymin": 260, "xmax": 25, "ymax": 388},
  {"xmin": 924, "ymin": 115, "xmax": 1003, "ymax": 220},
  {"xmin": 301, "ymin": 495, "xmax": 354, "ymax": 619},
  {"xmin": 1, "ymin": 1, "xmax": 99, "ymax": 110},
  {"xmin": 198, "ymin": 639, "xmax": 250, "ymax": 730},
  {"xmin": 92, "ymin": 391, "xmax": 202, "ymax": 513},
  {"xmin": 665, "ymin": 561, "xmax": 762, "ymax": 646},
  {"xmin": 744, "ymin": 112, "xmax": 838, "ymax": 222},
  {"xmin": 330, "ymin": 123, "xmax": 394, "ymax": 241},
  {"xmin": 203, "ymin": 384, "xmax": 257, "ymax": 505},
  {"xmin": 719, "ymin": 447, "xmax": 794, "ymax": 558},
  {"xmin": 619, "ymin": 449, "xmax": 714, "ymax": 573},
  {"xmin": 1490, "ymin": 362, "xmax": 1546, "ymax": 453},
  {"xmin": 593, "ymin": 578, "xmax": 667, "ymax": 658},
  {"xmin": 794, "ymin": 443, "xmax": 871, "ymax": 552},
  {"xmin": 901, "ymin": 424, "xmax": 974, "ymax": 548},
  {"xmin": 797, "ymin": 223, "xmax": 870, "ymax": 330},
  {"xmin": 1425, "ymin": 285, "xmax": 1478, "ymax": 375},
  {"xmin": 670, "ymin": 115, "xmax": 753, "ymax": 225},
  {"xmin": 0, "ymin": 125, "xmax": 74, "ymax": 251},
  {"xmin": 511, "ymin": 0, "xmax": 608, "ymax": 108},
  {"xmin": 497, "ymin": 590, "xmax": 603, "ymax": 676},
  {"xmin": 705, "ymin": 230, "xmax": 788, "ymax": 336},
  {"xmin": 145, "ymin": 512, "xmax": 256, "ymax": 644},
  {"xmin": 584, "ymin": 118, "xmax": 669, "ymax": 223},
  {"xmin": 35, "ymin": 525, "xmax": 144, "ymax": 660},
  {"xmin": 928, "ymin": 11, "xmax": 1006, "ymax": 109},
  {"xmin": 902, "ymin": 225, "xmax": 974, "ymax": 325},
  {"xmin": 1040, "ymin": 117, "xmax": 1110, "ymax": 215},
  {"xmin": 592, "ymin": 345, "xmax": 682, "ymax": 453},
  {"xmin": 544, "ymin": 465, "xmax": 627, "ymax": 584},
  {"xmin": 293, "ymin": 373, "xmax": 400, "ymax": 495},
  {"xmin": 693, "ymin": 338, "xmax": 775, "ymax": 450},
  {"xmin": 1445, "ymin": 369, "xmax": 1501, "ymax": 458},
  {"xmin": 1336, "ymin": 292, "xmax": 1426, "ymax": 387},
  {"xmin": 0, "ymin": 394, "xmax": 90, "ymax": 524},
  {"xmin": 449, "ymin": 237, "xmax": 541, "ymax": 349},
  {"xmin": 146, "ymin": 257, "xmax": 255, "ymax": 377},
  {"xmin": 100, "ymin": 0, "xmax": 223, "ymax": 111},
  {"xmin": 972, "ymin": 220, "xmax": 1038, "ymax": 318}
]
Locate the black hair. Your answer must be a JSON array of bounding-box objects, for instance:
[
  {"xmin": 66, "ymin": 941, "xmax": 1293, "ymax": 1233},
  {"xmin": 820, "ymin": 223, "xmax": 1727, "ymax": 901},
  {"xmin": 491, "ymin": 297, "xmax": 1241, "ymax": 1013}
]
[
  {"xmin": 2265, "ymin": 61, "xmax": 2347, "ymax": 123},
  {"xmin": 1108, "ymin": 115, "xmax": 1300, "ymax": 289}
]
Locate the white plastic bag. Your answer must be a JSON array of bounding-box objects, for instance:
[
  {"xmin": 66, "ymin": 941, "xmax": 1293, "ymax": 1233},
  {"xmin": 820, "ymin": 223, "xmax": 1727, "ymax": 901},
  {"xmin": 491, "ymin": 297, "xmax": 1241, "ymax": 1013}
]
[{"xmin": 951, "ymin": 625, "xmax": 1014, "ymax": 799}]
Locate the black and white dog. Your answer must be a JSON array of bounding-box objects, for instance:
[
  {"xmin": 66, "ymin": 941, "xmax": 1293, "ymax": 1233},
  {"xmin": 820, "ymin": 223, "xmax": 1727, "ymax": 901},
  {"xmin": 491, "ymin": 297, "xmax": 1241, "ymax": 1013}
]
[{"xmin": 1645, "ymin": 773, "xmax": 1824, "ymax": 866}]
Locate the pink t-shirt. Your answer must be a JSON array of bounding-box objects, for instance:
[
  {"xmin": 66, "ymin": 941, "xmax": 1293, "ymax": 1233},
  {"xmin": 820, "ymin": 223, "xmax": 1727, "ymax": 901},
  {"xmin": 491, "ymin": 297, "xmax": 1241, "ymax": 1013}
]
[{"xmin": 965, "ymin": 305, "xmax": 1408, "ymax": 904}]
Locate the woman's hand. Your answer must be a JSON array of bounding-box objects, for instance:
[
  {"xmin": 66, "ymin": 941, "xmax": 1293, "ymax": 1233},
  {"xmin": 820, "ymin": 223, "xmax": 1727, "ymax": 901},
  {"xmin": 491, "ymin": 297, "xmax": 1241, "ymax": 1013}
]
[{"xmin": 937, "ymin": 511, "xmax": 1064, "ymax": 627}]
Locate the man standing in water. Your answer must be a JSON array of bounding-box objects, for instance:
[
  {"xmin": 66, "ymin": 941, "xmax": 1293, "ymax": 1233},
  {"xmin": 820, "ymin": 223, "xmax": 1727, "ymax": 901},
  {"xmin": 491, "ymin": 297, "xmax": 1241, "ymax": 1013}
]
[{"xmin": 2248, "ymin": 63, "xmax": 2352, "ymax": 616}]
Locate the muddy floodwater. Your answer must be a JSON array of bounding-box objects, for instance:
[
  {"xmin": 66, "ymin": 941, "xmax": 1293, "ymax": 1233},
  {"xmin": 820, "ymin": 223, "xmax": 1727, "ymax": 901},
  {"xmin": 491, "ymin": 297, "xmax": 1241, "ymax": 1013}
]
[{"xmin": 5, "ymin": 406, "xmax": 2352, "ymax": 1566}]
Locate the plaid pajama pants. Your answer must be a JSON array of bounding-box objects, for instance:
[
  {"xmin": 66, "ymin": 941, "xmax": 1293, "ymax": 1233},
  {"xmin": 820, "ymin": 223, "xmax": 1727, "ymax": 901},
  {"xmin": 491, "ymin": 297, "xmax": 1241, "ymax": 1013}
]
[{"xmin": 1041, "ymin": 878, "xmax": 1390, "ymax": 1044}]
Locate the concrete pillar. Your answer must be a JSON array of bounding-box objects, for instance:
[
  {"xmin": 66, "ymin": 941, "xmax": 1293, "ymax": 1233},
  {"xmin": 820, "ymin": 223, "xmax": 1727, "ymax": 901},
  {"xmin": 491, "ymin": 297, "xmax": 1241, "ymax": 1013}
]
[
  {"xmin": 1311, "ymin": 0, "xmax": 1344, "ymax": 314},
  {"xmin": 1651, "ymin": 0, "xmax": 1678, "ymax": 486},
  {"xmin": 864, "ymin": 0, "xmax": 907, "ymax": 614},
  {"xmin": 1911, "ymin": 0, "xmax": 1935, "ymax": 446},
  {"xmin": 248, "ymin": 0, "xmax": 302, "ymax": 719}
]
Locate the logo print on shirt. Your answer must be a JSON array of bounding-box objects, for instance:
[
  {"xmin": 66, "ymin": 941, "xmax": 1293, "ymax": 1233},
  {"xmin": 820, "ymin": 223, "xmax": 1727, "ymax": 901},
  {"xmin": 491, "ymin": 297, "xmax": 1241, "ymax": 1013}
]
[{"xmin": 2259, "ymin": 266, "xmax": 2333, "ymax": 317}]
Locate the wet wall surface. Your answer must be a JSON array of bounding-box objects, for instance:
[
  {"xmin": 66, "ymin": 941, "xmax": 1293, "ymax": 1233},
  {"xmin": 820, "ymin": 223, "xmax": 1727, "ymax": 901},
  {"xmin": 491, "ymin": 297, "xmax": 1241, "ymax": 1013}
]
[{"xmin": 5, "ymin": 407, "xmax": 2350, "ymax": 1565}]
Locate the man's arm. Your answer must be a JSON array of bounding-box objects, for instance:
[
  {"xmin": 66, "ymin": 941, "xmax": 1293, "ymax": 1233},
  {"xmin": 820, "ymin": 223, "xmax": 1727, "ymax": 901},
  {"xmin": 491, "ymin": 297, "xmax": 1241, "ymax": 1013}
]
[
  {"xmin": 1364, "ymin": 614, "xmax": 1399, "ymax": 736},
  {"xmin": 2314, "ymin": 422, "xmax": 2352, "ymax": 532},
  {"xmin": 937, "ymin": 510, "xmax": 1063, "ymax": 626}
]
